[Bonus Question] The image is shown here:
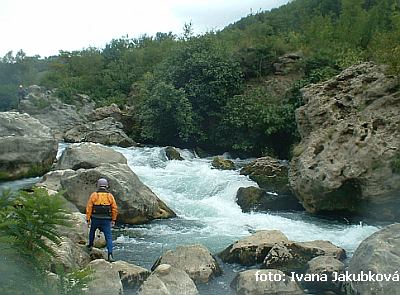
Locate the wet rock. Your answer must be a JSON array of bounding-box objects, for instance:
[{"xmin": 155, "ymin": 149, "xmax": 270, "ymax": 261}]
[
  {"xmin": 55, "ymin": 143, "xmax": 127, "ymax": 170},
  {"xmin": 263, "ymin": 240, "xmax": 346, "ymax": 272},
  {"xmin": 112, "ymin": 261, "xmax": 150, "ymax": 289},
  {"xmin": 0, "ymin": 112, "xmax": 58, "ymax": 180},
  {"xmin": 60, "ymin": 163, "xmax": 176, "ymax": 224},
  {"xmin": 240, "ymin": 156, "xmax": 291, "ymax": 194},
  {"xmin": 152, "ymin": 244, "xmax": 221, "ymax": 283},
  {"xmin": 236, "ymin": 186, "xmax": 304, "ymax": 212},
  {"xmin": 219, "ymin": 230, "xmax": 289, "ymax": 266},
  {"xmin": 231, "ymin": 269, "xmax": 304, "ymax": 295},
  {"xmin": 212, "ymin": 156, "xmax": 235, "ymax": 170},
  {"xmin": 289, "ymin": 62, "xmax": 400, "ymax": 221},
  {"xmin": 345, "ymin": 223, "xmax": 400, "ymax": 295},
  {"xmin": 85, "ymin": 259, "xmax": 123, "ymax": 295},
  {"xmin": 138, "ymin": 264, "xmax": 199, "ymax": 295},
  {"xmin": 64, "ymin": 117, "xmax": 135, "ymax": 147},
  {"xmin": 165, "ymin": 147, "xmax": 184, "ymax": 161}
]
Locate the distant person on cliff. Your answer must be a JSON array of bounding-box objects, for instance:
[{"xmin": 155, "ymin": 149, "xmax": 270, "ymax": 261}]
[
  {"xmin": 17, "ymin": 85, "xmax": 26, "ymax": 109},
  {"xmin": 86, "ymin": 178, "xmax": 118, "ymax": 262}
]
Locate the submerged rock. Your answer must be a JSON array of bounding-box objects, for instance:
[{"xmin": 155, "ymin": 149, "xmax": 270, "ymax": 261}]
[
  {"xmin": 211, "ymin": 156, "xmax": 235, "ymax": 170},
  {"xmin": 236, "ymin": 186, "xmax": 303, "ymax": 212},
  {"xmin": 0, "ymin": 112, "xmax": 58, "ymax": 180},
  {"xmin": 289, "ymin": 62, "xmax": 400, "ymax": 221},
  {"xmin": 231, "ymin": 269, "xmax": 304, "ymax": 295},
  {"xmin": 151, "ymin": 244, "xmax": 221, "ymax": 283},
  {"xmin": 60, "ymin": 163, "xmax": 176, "ymax": 224},
  {"xmin": 165, "ymin": 147, "xmax": 184, "ymax": 161},
  {"xmin": 345, "ymin": 223, "xmax": 400, "ymax": 295}
]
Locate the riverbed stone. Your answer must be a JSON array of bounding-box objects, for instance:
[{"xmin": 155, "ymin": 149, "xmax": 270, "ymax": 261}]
[
  {"xmin": 219, "ymin": 230, "xmax": 289, "ymax": 266},
  {"xmin": 165, "ymin": 147, "xmax": 184, "ymax": 161},
  {"xmin": 263, "ymin": 240, "xmax": 346, "ymax": 273},
  {"xmin": 60, "ymin": 163, "xmax": 176, "ymax": 224},
  {"xmin": 0, "ymin": 112, "xmax": 58, "ymax": 180},
  {"xmin": 55, "ymin": 143, "xmax": 127, "ymax": 170},
  {"xmin": 231, "ymin": 269, "xmax": 305, "ymax": 295},
  {"xmin": 289, "ymin": 62, "xmax": 400, "ymax": 221},
  {"xmin": 212, "ymin": 157, "xmax": 235, "ymax": 170},
  {"xmin": 138, "ymin": 264, "xmax": 199, "ymax": 295},
  {"xmin": 345, "ymin": 223, "xmax": 400, "ymax": 295},
  {"xmin": 85, "ymin": 259, "xmax": 123, "ymax": 295},
  {"xmin": 151, "ymin": 244, "xmax": 221, "ymax": 283},
  {"xmin": 236, "ymin": 186, "xmax": 304, "ymax": 212}
]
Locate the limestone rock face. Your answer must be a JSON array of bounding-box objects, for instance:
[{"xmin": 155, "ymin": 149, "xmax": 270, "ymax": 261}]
[
  {"xmin": 0, "ymin": 112, "xmax": 58, "ymax": 180},
  {"xmin": 60, "ymin": 163, "xmax": 176, "ymax": 224},
  {"xmin": 86, "ymin": 259, "xmax": 123, "ymax": 295},
  {"xmin": 138, "ymin": 264, "xmax": 199, "ymax": 295},
  {"xmin": 289, "ymin": 62, "xmax": 400, "ymax": 220},
  {"xmin": 231, "ymin": 269, "xmax": 304, "ymax": 295},
  {"xmin": 345, "ymin": 223, "xmax": 400, "ymax": 295},
  {"xmin": 55, "ymin": 143, "xmax": 127, "ymax": 170},
  {"xmin": 218, "ymin": 230, "xmax": 289, "ymax": 266},
  {"xmin": 64, "ymin": 117, "xmax": 135, "ymax": 147},
  {"xmin": 152, "ymin": 244, "xmax": 221, "ymax": 283}
]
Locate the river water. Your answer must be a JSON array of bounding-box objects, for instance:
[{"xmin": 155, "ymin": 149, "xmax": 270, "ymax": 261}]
[{"xmin": 0, "ymin": 144, "xmax": 381, "ymax": 295}]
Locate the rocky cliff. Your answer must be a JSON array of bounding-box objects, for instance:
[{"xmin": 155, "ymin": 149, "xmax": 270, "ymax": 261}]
[{"xmin": 289, "ymin": 62, "xmax": 400, "ymax": 220}]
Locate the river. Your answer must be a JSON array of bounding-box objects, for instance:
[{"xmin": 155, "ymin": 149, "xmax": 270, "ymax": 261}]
[{"xmin": 0, "ymin": 144, "xmax": 381, "ymax": 295}]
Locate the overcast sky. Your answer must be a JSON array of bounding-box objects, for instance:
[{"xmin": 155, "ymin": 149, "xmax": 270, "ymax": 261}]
[{"xmin": 0, "ymin": 0, "xmax": 290, "ymax": 57}]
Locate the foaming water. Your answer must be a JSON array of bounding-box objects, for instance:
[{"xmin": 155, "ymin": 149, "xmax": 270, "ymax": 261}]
[{"xmin": 112, "ymin": 146, "xmax": 379, "ymax": 263}]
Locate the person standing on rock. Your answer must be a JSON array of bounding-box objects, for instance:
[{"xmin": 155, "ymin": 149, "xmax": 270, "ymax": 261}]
[
  {"xmin": 86, "ymin": 178, "xmax": 118, "ymax": 262},
  {"xmin": 17, "ymin": 85, "xmax": 26, "ymax": 109}
]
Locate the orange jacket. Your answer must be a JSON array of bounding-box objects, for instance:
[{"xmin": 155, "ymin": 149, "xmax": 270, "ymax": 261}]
[{"xmin": 86, "ymin": 191, "xmax": 118, "ymax": 222}]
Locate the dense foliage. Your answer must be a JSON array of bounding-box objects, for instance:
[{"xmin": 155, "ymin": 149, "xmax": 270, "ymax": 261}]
[
  {"xmin": 1, "ymin": 0, "xmax": 399, "ymax": 157},
  {"xmin": 0, "ymin": 188, "xmax": 88, "ymax": 295}
]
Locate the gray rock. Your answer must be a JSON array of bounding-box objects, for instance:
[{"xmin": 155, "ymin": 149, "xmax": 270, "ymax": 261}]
[
  {"xmin": 60, "ymin": 163, "xmax": 176, "ymax": 224},
  {"xmin": 219, "ymin": 230, "xmax": 289, "ymax": 266},
  {"xmin": 152, "ymin": 244, "xmax": 221, "ymax": 283},
  {"xmin": 165, "ymin": 147, "xmax": 184, "ymax": 161},
  {"xmin": 0, "ymin": 112, "xmax": 58, "ymax": 180},
  {"xmin": 85, "ymin": 259, "xmax": 123, "ymax": 295},
  {"xmin": 305, "ymin": 256, "xmax": 345, "ymax": 292},
  {"xmin": 231, "ymin": 269, "xmax": 304, "ymax": 295},
  {"xmin": 112, "ymin": 261, "xmax": 150, "ymax": 289},
  {"xmin": 289, "ymin": 62, "xmax": 400, "ymax": 221},
  {"xmin": 64, "ymin": 117, "xmax": 135, "ymax": 147},
  {"xmin": 211, "ymin": 156, "xmax": 235, "ymax": 170},
  {"xmin": 55, "ymin": 143, "xmax": 127, "ymax": 170},
  {"xmin": 88, "ymin": 103, "xmax": 123, "ymax": 122},
  {"xmin": 263, "ymin": 240, "xmax": 346, "ymax": 273},
  {"xmin": 138, "ymin": 264, "xmax": 199, "ymax": 295},
  {"xmin": 345, "ymin": 223, "xmax": 400, "ymax": 295}
]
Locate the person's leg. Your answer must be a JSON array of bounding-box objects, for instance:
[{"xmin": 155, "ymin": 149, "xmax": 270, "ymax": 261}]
[
  {"xmin": 100, "ymin": 219, "xmax": 114, "ymax": 261},
  {"xmin": 88, "ymin": 219, "xmax": 99, "ymax": 248}
]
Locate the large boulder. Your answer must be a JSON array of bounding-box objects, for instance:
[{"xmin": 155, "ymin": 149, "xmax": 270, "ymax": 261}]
[
  {"xmin": 55, "ymin": 143, "xmax": 127, "ymax": 170},
  {"xmin": 231, "ymin": 269, "xmax": 304, "ymax": 295},
  {"xmin": 345, "ymin": 223, "xmax": 400, "ymax": 295},
  {"xmin": 289, "ymin": 62, "xmax": 400, "ymax": 221},
  {"xmin": 152, "ymin": 244, "xmax": 221, "ymax": 283},
  {"xmin": 138, "ymin": 264, "xmax": 199, "ymax": 295},
  {"xmin": 60, "ymin": 163, "xmax": 176, "ymax": 224},
  {"xmin": 240, "ymin": 157, "xmax": 291, "ymax": 194},
  {"xmin": 112, "ymin": 261, "xmax": 150, "ymax": 290},
  {"xmin": 165, "ymin": 147, "xmax": 184, "ymax": 161},
  {"xmin": 85, "ymin": 259, "xmax": 123, "ymax": 295},
  {"xmin": 236, "ymin": 186, "xmax": 304, "ymax": 212},
  {"xmin": 218, "ymin": 230, "xmax": 289, "ymax": 266},
  {"xmin": 64, "ymin": 117, "xmax": 135, "ymax": 147},
  {"xmin": 212, "ymin": 156, "xmax": 235, "ymax": 170},
  {"xmin": 0, "ymin": 112, "xmax": 58, "ymax": 180}
]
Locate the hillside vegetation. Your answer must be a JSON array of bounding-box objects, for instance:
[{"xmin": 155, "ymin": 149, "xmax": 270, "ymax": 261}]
[{"xmin": 1, "ymin": 0, "xmax": 399, "ymax": 158}]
